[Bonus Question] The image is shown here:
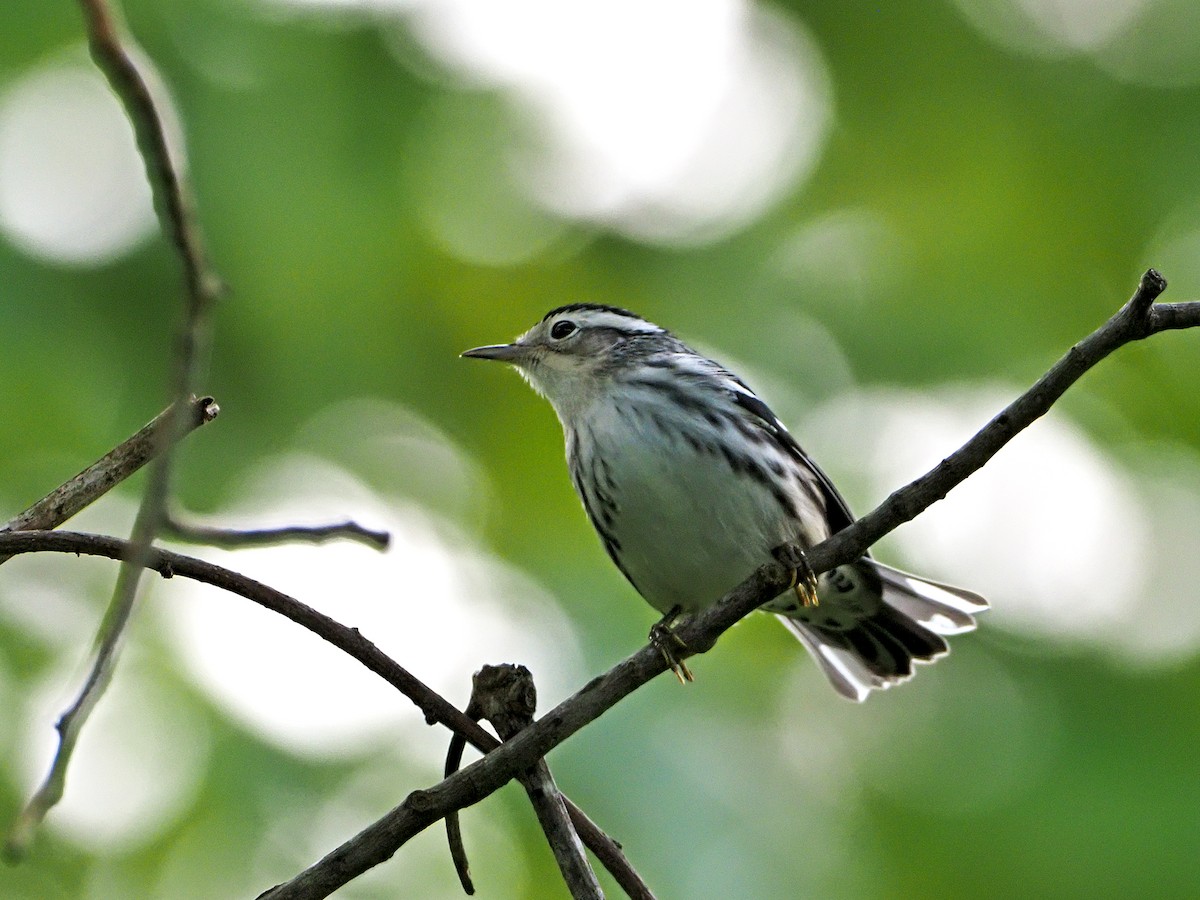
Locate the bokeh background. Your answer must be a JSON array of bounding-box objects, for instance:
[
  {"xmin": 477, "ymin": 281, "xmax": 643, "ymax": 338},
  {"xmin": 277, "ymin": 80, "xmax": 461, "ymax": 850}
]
[{"xmin": 2, "ymin": 0, "xmax": 1200, "ymax": 897}]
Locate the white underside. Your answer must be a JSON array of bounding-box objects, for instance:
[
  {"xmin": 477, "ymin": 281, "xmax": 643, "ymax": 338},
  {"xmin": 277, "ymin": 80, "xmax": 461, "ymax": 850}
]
[{"xmin": 578, "ymin": 397, "xmax": 827, "ymax": 614}]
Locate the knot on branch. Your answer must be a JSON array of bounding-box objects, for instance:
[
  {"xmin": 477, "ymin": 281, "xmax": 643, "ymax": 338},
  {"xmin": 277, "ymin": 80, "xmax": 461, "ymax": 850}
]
[
  {"xmin": 466, "ymin": 664, "xmax": 537, "ymax": 740},
  {"xmin": 446, "ymin": 664, "xmax": 603, "ymax": 898},
  {"xmin": 1130, "ymin": 268, "xmax": 1167, "ymax": 319},
  {"xmin": 192, "ymin": 395, "xmax": 221, "ymax": 425},
  {"xmin": 445, "ymin": 664, "xmax": 540, "ymax": 895}
]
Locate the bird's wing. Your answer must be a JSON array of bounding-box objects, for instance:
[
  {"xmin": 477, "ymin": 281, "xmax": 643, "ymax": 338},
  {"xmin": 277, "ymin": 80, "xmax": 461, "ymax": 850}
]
[{"xmin": 728, "ymin": 384, "xmax": 858, "ymax": 536}]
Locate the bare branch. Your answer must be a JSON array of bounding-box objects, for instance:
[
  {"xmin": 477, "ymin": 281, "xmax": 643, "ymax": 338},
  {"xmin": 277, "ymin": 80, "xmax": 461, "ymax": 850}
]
[
  {"xmin": 0, "ymin": 396, "xmax": 218, "ymax": 541},
  {"xmin": 800, "ymin": 271, "xmax": 1196, "ymax": 579},
  {"xmin": 5, "ymin": 0, "xmax": 227, "ymax": 859},
  {"xmin": 75, "ymin": 0, "xmax": 222, "ymax": 484},
  {"xmin": 78, "ymin": 0, "xmax": 222, "ymax": 310},
  {"xmin": 443, "ymin": 729, "xmax": 477, "ymax": 894},
  {"xmin": 0, "ymin": 530, "xmax": 648, "ymax": 896},
  {"xmin": 163, "ymin": 515, "xmax": 390, "ymax": 552},
  {"xmin": 253, "ymin": 273, "xmax": 1200, "ymax": 897}
]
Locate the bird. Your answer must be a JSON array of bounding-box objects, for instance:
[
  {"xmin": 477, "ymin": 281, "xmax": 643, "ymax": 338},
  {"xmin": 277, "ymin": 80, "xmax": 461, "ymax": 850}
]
[{"xmin": 463, "ymin": 304, "xmax": 987, "ymax": 700}]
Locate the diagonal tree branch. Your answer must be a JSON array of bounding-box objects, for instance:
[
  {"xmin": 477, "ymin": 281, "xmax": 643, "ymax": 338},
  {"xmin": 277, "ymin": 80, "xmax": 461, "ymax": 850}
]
[
  {"xmin": 253, "ymin": 271, "xmax": 1200, "ymax": 898},
  {"xmin": 801, "ymin": 269, "xmax": 1188, "ymax": 578},
  {"xmin": 0, "ymin": 397, "xmax": 218, "ymax": 542},
  {"xmin": 5, "ymin": 274, "xmax": 1194, "ymax": 891}
]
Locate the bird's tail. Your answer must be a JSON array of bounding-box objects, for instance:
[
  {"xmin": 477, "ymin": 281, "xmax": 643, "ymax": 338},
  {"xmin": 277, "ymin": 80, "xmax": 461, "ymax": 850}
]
[{"xmin": 778, "ymin": 559, "xmax": 987, "ymax": 702}]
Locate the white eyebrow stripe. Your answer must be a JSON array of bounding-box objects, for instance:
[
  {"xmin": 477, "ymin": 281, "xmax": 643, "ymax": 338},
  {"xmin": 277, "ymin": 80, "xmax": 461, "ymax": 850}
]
[{"xmin": 557, "ymin": 310, "xmax": 663, "ymax": 334}]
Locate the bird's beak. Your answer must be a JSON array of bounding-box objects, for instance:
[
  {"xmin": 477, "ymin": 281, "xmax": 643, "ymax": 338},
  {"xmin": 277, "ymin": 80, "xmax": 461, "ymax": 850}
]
[{"xmin": 461, "ymin": 342, "xmax": 526, "ymax": 362}]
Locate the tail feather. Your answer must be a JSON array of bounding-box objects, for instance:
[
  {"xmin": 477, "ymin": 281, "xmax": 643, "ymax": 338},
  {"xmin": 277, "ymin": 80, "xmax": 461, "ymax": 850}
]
[
  {"xmin": 782, "ymin": 622, "xmax": 887, "ymax": 702},
  {"xmin": 847, "ymin": 614, "xmax": 915, "ymax": 677},
  {"xmin": 863, "ymin": 611, "xmax": 945, "ymax": 667},
  {"xmin": 865, "ymin": 606, "xmax": 949, "ymax": 660},
  {"xmin": 779, "ymin": 559, "xmax": 987, "ymax": 701},
  {"xmin": 874, "ymin": 563, "xmax": 987, "ymax": 635}
]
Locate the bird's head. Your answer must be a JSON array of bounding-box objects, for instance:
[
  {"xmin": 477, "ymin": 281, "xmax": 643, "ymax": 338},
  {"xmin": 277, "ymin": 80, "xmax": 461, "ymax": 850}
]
[{"xmin": 462, "ymin": 304, "xmax": 669, "ymax": 417}]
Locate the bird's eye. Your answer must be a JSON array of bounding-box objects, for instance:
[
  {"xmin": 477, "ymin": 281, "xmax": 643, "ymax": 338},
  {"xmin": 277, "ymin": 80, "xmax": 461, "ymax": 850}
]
[{"xmin": 550, "ymin": 320, "xmax": 577, "ymax": 340}]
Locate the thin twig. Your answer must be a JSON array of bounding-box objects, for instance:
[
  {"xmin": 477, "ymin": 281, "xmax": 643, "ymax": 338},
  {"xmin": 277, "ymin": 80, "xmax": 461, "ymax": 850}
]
[
  {"xmin": 444, "ymin": 730, "xmax": 476, "ymax": 894},
  {"xmin": 252, "ymin": 273, "xmax": 1200, "ymax": 898},
  {"xmin": 0, "ymin": 396, "xmax": 218, "ymax": 858},
  {"xmin": 163, "ymin": 516, "xmax": 390, "ymax": 551},
  {"xmin": 0, "ymin": 396, "xmax": 218, "ymax": 545},
  {"xmin": 447, "ymin": 665, "xmax": 605, "ymax": 900},
  {"xmin": 5, "ymin": 0, "xmax": 227, "ymax": 860},
  {"xmin": 0, "ymin": 530, "xmax": 650, "ymax": 896},
  {"xmin": 79, "ymin": 0, "xmax": 222, "ymax": 309}
]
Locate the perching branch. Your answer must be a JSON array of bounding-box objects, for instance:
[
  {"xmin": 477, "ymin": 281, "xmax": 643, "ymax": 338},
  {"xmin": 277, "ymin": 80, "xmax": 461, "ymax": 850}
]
[
  {"xmin": 163, "ymin": 515, "xmax": 390, "ymax": 552},
  {"xmin": 801, "ymin": 269, "xmax": 1192, "ymax": 579},
  {"xmin": 6, "ymin": 274, "xmax": 1194, "ymax": 889},
  {"xmin": 0, "ymin": 530, "xmax": 650, "ymax": 896},
  {"xmin": 254, "ymin": 271, "xmax": 1200, "ymax": 898}
]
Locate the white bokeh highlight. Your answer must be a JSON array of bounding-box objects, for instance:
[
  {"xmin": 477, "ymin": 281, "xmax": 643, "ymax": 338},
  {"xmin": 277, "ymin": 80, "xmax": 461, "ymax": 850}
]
[
  {"xmin": 15, "ymin": 653, "xmax": 211, "ymax": 853},
  {"xmin": 0, "ymin": 51, "xmax": 157, "ymax": 264},
  {"xmin": 801, "ymin": 385, "xmax": 1200, "ymax": 664},
  {"xmin": 407, "ymin": 0, "xmax": 832, "ymax": 242},
  {"xmin": 952, "ymin": 0, "xmax": 1148, "ymax": 56},
  {"xmin": 261, "ymin": 0, "xmax": 833, "ymax": 243},
  {"xmin": 160, "ymin": 454, "xmax": 585, "ymax": 761},
  {"xmin": 952, "ymin": 0, "xmax": 1200, "ymax": 87},
  {"xmin": 1109, "ymin": 445, "xmax": 1200, "ymax": 665}
]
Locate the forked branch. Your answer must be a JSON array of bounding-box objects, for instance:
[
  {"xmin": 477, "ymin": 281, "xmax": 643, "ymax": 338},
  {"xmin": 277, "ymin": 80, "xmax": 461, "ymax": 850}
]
[
  {"xmin": 445, "ymin": 665, "xmax": 605, "ymax": 899},
  {"xmin": 0, "ymin": 531, "xmax": 649, "ymax": 895}
]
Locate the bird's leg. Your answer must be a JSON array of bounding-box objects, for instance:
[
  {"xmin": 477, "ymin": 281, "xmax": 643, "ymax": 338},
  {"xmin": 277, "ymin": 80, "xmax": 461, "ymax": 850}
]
[
  {"xmin": 649, "ymin": 605, "xmax": 694, "ymax": 684},
  {"xmin": 773, "ymin": 543, "xmax": 820, "ymax": 608}
]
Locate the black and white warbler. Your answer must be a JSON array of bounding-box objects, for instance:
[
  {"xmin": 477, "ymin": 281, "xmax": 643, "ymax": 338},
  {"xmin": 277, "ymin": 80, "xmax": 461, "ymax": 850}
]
[{"xmin": 464, "ymin": 304, "xmax": 986, "ymax": 700}]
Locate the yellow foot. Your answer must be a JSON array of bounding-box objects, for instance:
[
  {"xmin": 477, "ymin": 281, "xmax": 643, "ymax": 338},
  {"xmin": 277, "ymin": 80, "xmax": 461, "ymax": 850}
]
[
  {"xmin": 649, "ymin": 606, "xmax": 694, "ymax": 684},
  {"xmin": 773, "ymin": 544, "xmax": 820, "ymax": 608}
]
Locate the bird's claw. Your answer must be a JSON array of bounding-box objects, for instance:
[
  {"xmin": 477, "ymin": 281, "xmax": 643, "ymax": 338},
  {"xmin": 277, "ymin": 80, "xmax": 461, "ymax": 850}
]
[
  {"xmin": 649, "ymin": 606, "xmax": 694, "ymax": 684},
  {"xmin": 773, "ymin": 544, "xmax": 820, "ymax": 608}
]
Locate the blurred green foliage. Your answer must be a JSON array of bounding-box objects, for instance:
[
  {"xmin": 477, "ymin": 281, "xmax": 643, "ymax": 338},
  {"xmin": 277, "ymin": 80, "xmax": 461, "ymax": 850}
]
[{"xmin": 1, "ymin": 0, "xmax": 1199, "ymax": 898}]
